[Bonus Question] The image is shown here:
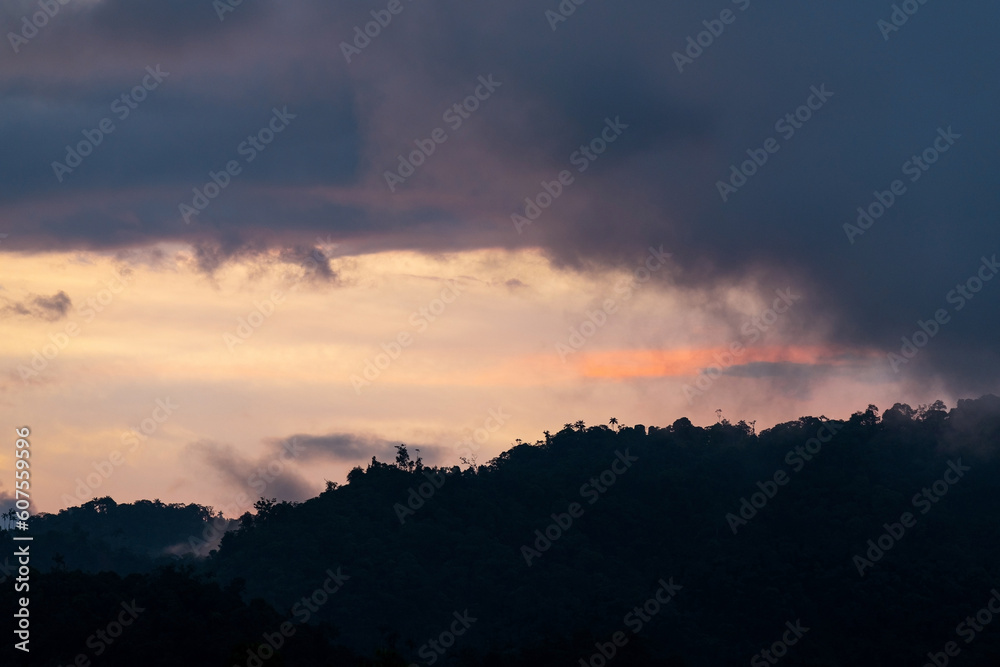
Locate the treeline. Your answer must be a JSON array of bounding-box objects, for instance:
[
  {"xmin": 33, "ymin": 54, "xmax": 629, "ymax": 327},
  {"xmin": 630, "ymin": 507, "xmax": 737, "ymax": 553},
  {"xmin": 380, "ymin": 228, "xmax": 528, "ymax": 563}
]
[
  {"xmin": 0, "ymin": 497, "xmax": 226, "ymax": 575},
  {"xmin": 3, "ymin": 395, "xmax": 1000, "ymax": 665}
]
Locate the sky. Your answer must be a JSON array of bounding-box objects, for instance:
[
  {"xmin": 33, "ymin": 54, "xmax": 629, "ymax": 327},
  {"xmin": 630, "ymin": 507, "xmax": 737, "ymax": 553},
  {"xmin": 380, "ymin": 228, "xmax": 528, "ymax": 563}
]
[{"xmin": 0, "ymin": 0, "xmax": 997, "ymax": 514}]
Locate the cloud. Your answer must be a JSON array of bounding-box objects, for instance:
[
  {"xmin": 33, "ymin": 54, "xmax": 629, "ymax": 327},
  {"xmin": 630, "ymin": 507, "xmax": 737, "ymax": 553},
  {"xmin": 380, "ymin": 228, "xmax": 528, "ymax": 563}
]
[
  {"xmin": 0, "ymin": 0, "xmax": 996, "ymax": 394},
  {"xmin": 265, "ymin": 433, "xmax": 403, "ymax": 463},
  {"xmin": 186, "ymin": 439, "xmax": 313, "ymax": 502},
  {"xmin": 78, "ymin": 0, "xmax": 270, "ymax": 43},
  {"xmin": 1, "ymin": 291, "xmax": 72, "ymax": 321},
  {"xmin": 722, "ymin": 362, "xmax": 831, "ymax": 379},
  {"xmin": 265, "ymin": 431, "xmax": 460, "ymax": 469},
  {"xmin": 186, "ymin": 431, "xmax": 434, "ymax": 502},
  {"xmin": 189, "ymin": 241, "xmax": 339, "ymax": 282}
]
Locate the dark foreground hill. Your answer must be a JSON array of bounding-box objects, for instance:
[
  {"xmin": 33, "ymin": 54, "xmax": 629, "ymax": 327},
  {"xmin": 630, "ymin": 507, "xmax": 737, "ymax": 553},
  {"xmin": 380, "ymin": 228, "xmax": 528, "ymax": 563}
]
[{"xmin": 4, "ymin": 395, "xmax": 1000, "ymax": 666}]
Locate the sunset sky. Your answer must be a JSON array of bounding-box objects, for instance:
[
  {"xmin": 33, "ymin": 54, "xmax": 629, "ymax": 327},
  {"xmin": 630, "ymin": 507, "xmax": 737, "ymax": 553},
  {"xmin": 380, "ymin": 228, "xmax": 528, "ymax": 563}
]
[{"xmin": 1, "ymin": 0, "xmax": 996, "ymax": 514}]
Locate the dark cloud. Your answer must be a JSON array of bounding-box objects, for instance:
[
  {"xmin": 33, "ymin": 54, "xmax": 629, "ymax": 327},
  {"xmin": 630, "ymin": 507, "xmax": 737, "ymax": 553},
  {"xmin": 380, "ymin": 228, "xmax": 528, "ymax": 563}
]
[
  {"xmin": 719, "ymin": 362, "xmax": 856, "ymax": 399},
  {"xmin": 79, "ymin": 0, "xmax": 269, "ymax": 43},
  {"xmin": 265, "ymin": 433, "xmax": 400, "ymax": 463},
  {"xmin": 1, "ymin": 291, "xmax": 72, "ymax": 321},
  {"xmin": 0, "ymin": 0, "xmax": 997, "ymax": 392},
  {"xmin": 188, "ymin": 241, "xmax": 339, "ymax": 282},
  {"xmin": 265, "ymin": 432, "xmax": 457, "ymax": 467},
  {"xmin": 0, "ymin": 485, "xmax": 15, "ymax": 535},
  {"xmin": 187, "ymin": 439, "xmax": 313, "ymax": 502},
  {"xmin": 186, "ymin": 432, "xmax": 440, "ymax": 502},
  {"xmin": 722, "ymin": 362, "xmax": 823, "ymax": 379},
  {"xmin": 0, "ymin": 0, "xmax": 269, "ymax": 53}
]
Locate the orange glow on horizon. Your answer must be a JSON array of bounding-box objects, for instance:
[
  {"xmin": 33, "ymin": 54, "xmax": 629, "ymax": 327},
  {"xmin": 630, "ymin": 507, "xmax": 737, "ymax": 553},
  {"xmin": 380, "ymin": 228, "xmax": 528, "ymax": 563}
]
[{"xmin": 577, "ymin": 345, "xmax": 876, "ymax": 379}]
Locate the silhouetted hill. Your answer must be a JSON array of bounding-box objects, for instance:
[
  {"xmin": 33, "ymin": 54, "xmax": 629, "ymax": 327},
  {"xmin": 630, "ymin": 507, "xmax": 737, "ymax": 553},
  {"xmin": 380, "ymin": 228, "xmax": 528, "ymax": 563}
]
[
  {"xmin": 5, "ymin": 395, "xmax": 1000, "ymax": 665},
  {"xmin": 0, "ymin": 497, "xmax": 228, "ymax": 575}
]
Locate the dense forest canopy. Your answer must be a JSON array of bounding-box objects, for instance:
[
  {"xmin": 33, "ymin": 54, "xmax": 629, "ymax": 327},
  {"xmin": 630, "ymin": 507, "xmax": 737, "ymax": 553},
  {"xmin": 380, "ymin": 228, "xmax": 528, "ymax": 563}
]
[{"xmin": 4, "ymin": 395, "xmax": 1000, "ymax": 666}]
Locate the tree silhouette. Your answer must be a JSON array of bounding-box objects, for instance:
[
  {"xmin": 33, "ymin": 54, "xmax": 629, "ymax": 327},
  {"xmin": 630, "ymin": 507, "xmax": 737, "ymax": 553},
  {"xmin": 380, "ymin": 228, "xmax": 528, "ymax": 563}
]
[
  {"xmin": 394, "ymin": 444, "xmax": 421, "ymax": 471},
  {"xmin": 253, "ymin": 497, "xmax": 277, "ymax": 520}
]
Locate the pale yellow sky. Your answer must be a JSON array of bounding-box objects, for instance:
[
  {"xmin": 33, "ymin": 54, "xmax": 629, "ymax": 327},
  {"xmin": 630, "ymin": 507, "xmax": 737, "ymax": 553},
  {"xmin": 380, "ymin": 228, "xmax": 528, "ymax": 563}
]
[{"xmin": 0, "ymin": 245, "xmax": 944, "ymax": 514}]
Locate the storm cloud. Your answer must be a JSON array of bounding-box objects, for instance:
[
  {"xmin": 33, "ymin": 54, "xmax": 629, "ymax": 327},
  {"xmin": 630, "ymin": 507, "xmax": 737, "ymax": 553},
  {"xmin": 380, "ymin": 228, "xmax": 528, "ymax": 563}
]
[{"xmin": 1, "ymin": 0, "xmax": 997, "ymax": 394}]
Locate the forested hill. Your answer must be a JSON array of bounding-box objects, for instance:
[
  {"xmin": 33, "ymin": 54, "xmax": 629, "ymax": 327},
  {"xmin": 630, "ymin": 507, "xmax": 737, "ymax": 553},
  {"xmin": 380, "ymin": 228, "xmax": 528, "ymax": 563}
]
[{"xmin": 5, "ymin": 395, "xmax": 1000, "ymax": 666}]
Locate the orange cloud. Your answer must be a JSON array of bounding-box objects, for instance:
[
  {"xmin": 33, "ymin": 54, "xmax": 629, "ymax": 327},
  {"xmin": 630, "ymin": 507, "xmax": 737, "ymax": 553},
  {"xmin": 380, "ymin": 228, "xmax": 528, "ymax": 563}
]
[{"xmin": 577, "ymin": 345, "xmax": 871, "ymax": 380}]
